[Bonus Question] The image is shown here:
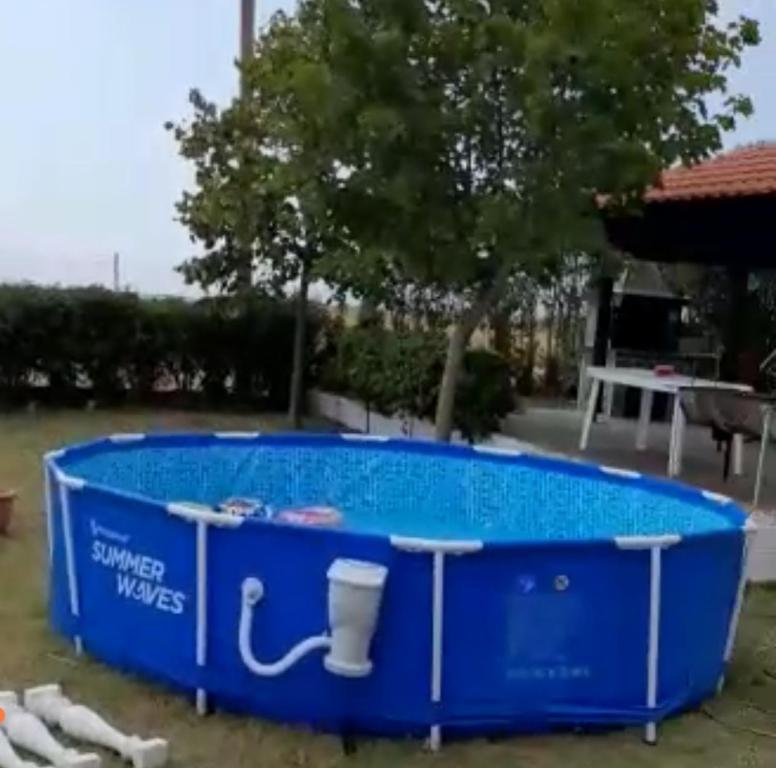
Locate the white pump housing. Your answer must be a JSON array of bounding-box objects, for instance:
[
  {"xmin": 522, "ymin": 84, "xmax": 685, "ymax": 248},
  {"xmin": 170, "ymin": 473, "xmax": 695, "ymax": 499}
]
[
  {"xmin": 239, "ymin": 558, "xmax": 387, "ymax": 678},
  {"xmin": 324, "ymin": 559, "xmax": 387, "ymax": 677}
]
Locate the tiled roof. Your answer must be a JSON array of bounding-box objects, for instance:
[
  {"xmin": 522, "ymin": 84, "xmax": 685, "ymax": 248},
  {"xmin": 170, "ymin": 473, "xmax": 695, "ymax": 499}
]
[{"xmin": 645, "ymin": 143, "xmax": 776, "ymax": 203}]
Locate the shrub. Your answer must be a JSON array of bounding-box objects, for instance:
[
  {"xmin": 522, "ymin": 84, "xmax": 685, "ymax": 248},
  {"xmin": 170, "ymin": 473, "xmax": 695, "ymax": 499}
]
[
  {"xmin": 454, "ymin": 349, "xmax": 516, "ymax": 441},
  {"xmin": 322, "ymin": 324, "xmax": 515, "ymax": 440}
]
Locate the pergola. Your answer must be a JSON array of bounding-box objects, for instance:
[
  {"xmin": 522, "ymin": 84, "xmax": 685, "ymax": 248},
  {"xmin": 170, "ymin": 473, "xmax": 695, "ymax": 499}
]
[{"xmin": 602, "ymin": 143, "xmax": 776, "ymax": 382}]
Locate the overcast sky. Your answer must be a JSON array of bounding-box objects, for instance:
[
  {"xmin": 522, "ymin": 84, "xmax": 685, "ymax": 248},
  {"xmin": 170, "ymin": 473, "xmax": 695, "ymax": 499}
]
[{"xmin": 0, "ymin": 0, "xmax": 773, "ymax": 295}]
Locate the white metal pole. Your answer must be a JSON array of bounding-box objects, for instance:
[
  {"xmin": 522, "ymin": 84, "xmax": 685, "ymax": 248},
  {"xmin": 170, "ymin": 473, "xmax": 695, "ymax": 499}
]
[
  {"xmin": 733, "ymin": 433, "xmax": 744, "ymax": 477},
  {"xmin": 668, "ymin": 394, "xmax": 686, "ymax": 477},
  {"xmin": 58, "ymin": 479, "xmax": 82, "ymax": 655},
  {"xmin": 429, "ymin": 551, "xmax": 445, "ymax": 752},
  {"xmin": 580, "ymin": 377, "xmax": 601, "ymax": 451},
  {"xmin": 636, "ymin": 389, "xmax": 654, "ymax": 451},
  {"xmin": 645, "ymin": 545, "xmax": 662, "ymax": 744},
  {"xmin": 196, "ymin": 520, "xmax": 208, "ymax": 715}
]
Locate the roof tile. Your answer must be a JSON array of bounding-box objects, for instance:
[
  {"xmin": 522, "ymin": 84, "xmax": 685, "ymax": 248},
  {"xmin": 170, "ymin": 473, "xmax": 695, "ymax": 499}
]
[{"xmin": 645, "ymin": 143, "xmax": 776, "ymax": 202}]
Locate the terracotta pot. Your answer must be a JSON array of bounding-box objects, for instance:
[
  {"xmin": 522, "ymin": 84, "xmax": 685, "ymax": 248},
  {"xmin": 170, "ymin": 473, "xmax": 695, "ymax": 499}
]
[{"xmin": 0, "ymin": 490, "xmax": 16, "ymax": 536}]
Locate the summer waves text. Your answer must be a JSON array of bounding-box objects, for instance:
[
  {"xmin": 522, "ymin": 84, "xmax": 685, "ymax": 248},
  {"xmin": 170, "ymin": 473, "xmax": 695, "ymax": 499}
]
[{"xmin": 92, "ymin": 537, "xmax": 187, "ymax": 615}]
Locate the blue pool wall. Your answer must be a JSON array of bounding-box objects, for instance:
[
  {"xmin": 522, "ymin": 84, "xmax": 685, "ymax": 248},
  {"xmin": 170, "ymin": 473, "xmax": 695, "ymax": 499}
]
[{"xmin": 45, "ymin": 433, "xmax": 749, "ymax": 737}]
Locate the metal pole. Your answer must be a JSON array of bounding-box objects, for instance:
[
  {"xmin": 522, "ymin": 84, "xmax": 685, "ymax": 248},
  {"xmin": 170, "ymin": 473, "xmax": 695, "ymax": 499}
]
[
  {"xmin": 113, "ymin": 252, "xmax": 120, "ymax": 292},
  {"xmin": 240, "ymin": 0, "xmax": 255, "ymax": 96},
  {"xmin": 236, "ymin": 0, "xmax": 256, "ymax": 295}
]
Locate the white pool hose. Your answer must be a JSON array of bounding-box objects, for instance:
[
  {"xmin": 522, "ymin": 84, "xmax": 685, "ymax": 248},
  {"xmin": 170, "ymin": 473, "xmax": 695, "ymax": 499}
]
[{"xmin": 238, "ymin": 577, "xmax": 331, "ymax": 677}]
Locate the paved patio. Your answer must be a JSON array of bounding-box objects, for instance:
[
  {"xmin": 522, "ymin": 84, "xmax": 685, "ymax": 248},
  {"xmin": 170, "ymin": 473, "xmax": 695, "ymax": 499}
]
[
  {"xmin": 503, "ymin": 403, "xmax": 775, "ymax": 506},
  {"xmin": 502, "ymin": 404, "xmax": 776, "ymax": 581}
]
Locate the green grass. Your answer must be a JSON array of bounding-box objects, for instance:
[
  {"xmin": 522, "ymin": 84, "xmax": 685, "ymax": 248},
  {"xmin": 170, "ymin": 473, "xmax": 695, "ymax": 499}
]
[{"xmin": 2, "ymin": 408, "xmax": 776, "ymax": 767}]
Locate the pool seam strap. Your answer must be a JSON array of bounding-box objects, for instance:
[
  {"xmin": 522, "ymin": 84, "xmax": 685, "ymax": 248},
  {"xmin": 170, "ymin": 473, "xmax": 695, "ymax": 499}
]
[{"xmin": 43, "ymin": 433, "xmax": 753, "ymax": 749}]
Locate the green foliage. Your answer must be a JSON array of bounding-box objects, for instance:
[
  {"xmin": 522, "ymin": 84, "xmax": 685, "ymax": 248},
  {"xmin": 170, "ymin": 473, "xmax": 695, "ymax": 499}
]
[
  {"xmin": 168, "ymin": 89, "xmax": 301, "ymax": 295},
  {"xmin": 168, "ymin": 14, "xmax": 351, "ymax": 424},
  {"xmin": 0, "ymin": 285, "xmax": 320, "ymax": 409},
  {"xmin": 455, "ymin": 349, "xmax": 516, "ymax": 441},
  {"xmin": 322, "ymin": 323, "xmax": 515, "ymax": 440},
  {"xmin": 168, "ymin": 0, "xmax": 759, "ymax": 439},
  {"xmin": 323, "ymin": 324, "xmax": 444, "ymax": 416},
  {"xmin": 285, "ymin": 0, "xmax": 759, "ymax": 438},
  {"xmin": 305, "ymin": 0, "xmax": 759, "ymax": 283}
]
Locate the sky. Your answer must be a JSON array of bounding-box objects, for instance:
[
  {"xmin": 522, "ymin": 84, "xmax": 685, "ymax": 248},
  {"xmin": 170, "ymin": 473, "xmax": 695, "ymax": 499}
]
[{"xmin": 0, "ymin": 0, "xmax": 774, "ymax": 295}]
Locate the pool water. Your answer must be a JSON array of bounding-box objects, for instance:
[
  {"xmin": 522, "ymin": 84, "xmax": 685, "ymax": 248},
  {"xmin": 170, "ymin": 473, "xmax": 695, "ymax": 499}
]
[{"xmin": 63, "ymin": 436, "xmax": 740, "ymax": 543}]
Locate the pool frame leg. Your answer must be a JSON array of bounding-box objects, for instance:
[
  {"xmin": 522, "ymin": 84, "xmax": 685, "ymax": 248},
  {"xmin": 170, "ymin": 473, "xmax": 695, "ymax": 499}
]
[
  {"xmin": 196, "ymin": 520, "xmax": 209, "ymax": 715},
  {"xmin": 166, "ymin": 502, "xmax": 245, "ymax": 717},
  {"xmin": 644, "ymin": 545, "xmax": 662, "ymax": 745},
  {"xmin": 429, "ymin": 551, "xmax": 445, "ymax": 752},
  {"xmin": 57, "ymin": 474, "xmax": 85, "ymax": 656},
  {"xmin": 615, "ymin": 535, "xmax": 680, "ymax": 746},
  {"xmin": 390, "ymin": 537, "xmax": 483, "ymax": 753}
]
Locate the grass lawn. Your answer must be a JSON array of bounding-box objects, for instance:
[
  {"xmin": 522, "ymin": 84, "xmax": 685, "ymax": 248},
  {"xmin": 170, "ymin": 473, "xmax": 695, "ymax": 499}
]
[{"xmin": 2, "ymin": 409, "xmax": 776, "ymax": 768}]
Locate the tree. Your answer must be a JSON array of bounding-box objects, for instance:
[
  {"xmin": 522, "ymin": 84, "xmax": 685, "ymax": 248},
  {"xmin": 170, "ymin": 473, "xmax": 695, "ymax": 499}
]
[
  {"xmin": 168, "ymin": 13, "xmax": 338, "ymax": 426},
  {"xmin": 291, "ymin": 0, "xmax": 758, "ymax": 440}
]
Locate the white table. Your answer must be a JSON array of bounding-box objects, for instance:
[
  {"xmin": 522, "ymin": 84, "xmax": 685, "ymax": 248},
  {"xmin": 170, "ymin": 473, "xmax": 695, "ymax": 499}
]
[{"xmin": 580, "ymin": 366, "xmax": 753, "ymax": 477}]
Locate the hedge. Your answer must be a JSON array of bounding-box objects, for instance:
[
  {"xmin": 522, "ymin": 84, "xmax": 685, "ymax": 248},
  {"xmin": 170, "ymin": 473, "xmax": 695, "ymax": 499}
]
[{"xmin": 0, "ymin": 284, "xmax": 321, "ymax": 409}]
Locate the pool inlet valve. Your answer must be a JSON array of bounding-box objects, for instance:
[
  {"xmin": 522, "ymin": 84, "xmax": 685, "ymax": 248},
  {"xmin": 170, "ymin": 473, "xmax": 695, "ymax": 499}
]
[{"xmin": 239, "ymin": 559, "xmax": 388, "ymax": 678}]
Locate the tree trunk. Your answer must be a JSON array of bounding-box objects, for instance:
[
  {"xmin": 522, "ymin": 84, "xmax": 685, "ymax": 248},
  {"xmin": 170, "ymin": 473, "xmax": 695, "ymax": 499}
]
[
  {"xmin": 491, "ymin": 308, "xmax": 511, "ymax": 358},
  {"xmin": 288, "ymin": 259, "xmax": 310, "ymax": 429},
  {"xmin": 434, "ymin": 321, "xmax": 470, "ymax": 442},
  {"xmin": 433, "ymin": 261, "xmax": 514, "ymax": 442}
]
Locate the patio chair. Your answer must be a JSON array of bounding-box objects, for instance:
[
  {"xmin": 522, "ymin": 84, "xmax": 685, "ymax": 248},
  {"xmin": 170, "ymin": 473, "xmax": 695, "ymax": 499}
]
[{"xmin": 678, "ymin": 387, "xmax": 775, "ymax": 505}]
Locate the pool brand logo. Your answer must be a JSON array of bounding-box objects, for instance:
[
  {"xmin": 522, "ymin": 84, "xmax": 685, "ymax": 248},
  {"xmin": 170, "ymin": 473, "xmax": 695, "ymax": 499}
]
[{"xmin": 90, "ymin": 520, "xmax": 188, "ymax": 615}]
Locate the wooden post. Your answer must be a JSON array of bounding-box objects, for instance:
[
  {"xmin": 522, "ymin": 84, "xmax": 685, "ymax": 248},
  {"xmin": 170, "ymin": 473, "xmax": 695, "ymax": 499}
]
[{"xmin": 722, "ymin": 267, "xmax": 748, "ymax": 382}]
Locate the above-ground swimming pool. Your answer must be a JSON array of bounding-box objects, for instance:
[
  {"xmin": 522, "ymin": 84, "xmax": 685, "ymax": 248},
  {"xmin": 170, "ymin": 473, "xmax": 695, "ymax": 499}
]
[{"xmin": 45, "ymin": 432, "xmax": 752, "ymax": 747}]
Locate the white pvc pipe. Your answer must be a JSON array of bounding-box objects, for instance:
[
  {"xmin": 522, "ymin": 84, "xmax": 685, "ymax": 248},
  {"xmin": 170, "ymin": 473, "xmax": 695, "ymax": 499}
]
[
  {"xmin": 614, "ymin": 534, "xmax": 681, "ymax": 551},
  {"xmin": 472, "ymin": 445, "xmax": 523, "ymax": 458},
  {"xmin": 645, "ymin": 546, "xmax": 662, "ymax": 745},
  {"xmin": 600, "ymin": 466, "xmax": 641, "ymax": 480},
  {"xmin": 390, "ymin": 536, "xmax": 483, "ymax": 555},
  {"xmin": 214, "ymin": 432, "xmax": 260, "ymax": 439},
  {"xmin": 167, "ymin": 502, "xmax": 244, "ymax": 528},
  {"xmin": 702, "ymin": 490, "xmax": 731, "ymax": 505},
  {"xmin": 429, "ymin": 551, "xmax": 445, "ymax": 752},
  {"xmin": 109, "ymin": 433, "xmax": 146, "ymax": 443},
  {"xmin": 195, "ymin": 520, "xmax": 208, "ymax": 715},
  {"xmin": 57, "ymin": 479, "xmax": 82, "ymax": 655},
  {"xmin": 238, "ymin": 579, "xmax": 330, "ymax": 677}
]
